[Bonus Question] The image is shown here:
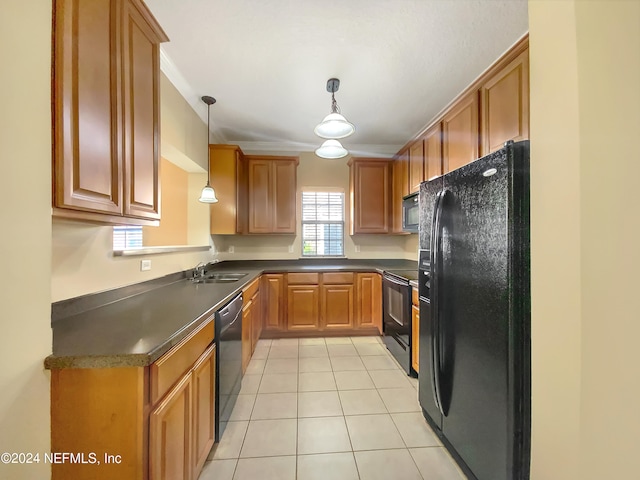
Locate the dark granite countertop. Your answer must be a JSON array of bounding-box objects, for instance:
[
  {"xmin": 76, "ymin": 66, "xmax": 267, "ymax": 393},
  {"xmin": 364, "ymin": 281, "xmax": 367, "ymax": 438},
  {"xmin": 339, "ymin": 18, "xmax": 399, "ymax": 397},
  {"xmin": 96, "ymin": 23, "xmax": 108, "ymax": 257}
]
[{"xmin": 46, "ymin": 259, "xmax": 417, "ymax": 369}]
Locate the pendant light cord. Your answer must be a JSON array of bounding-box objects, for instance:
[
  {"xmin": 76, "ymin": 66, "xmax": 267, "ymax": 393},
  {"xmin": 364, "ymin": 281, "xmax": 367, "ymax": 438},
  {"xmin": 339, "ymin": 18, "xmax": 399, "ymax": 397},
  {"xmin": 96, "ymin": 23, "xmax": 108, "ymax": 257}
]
[{"xmin": 206, "ymin": 101, "xmax": 211, "ymax": 187}]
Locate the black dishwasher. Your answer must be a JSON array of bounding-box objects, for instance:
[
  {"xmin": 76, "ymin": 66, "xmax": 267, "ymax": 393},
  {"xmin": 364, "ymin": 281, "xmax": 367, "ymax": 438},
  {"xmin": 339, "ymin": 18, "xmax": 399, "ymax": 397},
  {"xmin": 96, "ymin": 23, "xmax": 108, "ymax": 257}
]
[{"xmin": 215, "ymin": 293, "xmax": 243, "ymax": 442}]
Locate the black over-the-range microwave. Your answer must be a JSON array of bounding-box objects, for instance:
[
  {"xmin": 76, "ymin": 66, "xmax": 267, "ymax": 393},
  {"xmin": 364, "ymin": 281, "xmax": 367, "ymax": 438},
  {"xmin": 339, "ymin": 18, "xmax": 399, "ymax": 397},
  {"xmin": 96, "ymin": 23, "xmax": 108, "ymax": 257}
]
[{"xmin": 402, "ymin": 192, "xmax": 419, "ymax": 232}]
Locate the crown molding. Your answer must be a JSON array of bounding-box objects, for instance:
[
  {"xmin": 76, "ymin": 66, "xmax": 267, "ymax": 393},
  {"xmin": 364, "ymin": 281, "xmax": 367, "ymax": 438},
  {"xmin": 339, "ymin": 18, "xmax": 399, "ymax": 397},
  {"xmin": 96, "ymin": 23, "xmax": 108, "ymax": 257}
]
[
  {"xmin": 159, "ymin": 47, "xmax": 226, "ymax": 144},
  {"xmin": 236, "ymin": 141, "xmax": 402, "ymax": 158}
]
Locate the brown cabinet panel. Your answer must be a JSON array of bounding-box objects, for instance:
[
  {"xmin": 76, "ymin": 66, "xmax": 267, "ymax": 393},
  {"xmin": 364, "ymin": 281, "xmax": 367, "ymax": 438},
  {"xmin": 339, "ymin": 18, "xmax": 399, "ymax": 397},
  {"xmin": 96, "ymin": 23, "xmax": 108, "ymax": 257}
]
[
  {"xmin": 391, "ymin": 150, "xmax": 409, "ymax": 233},
  {"xmin": 423, "ymin": 123, "xmax": 443, "ymax": 181},
  {"xmin": 53, "ymin": 0, "xmax": 122, "ymax": 215},
  {"xmin": 209, "ymin": 145, "xmax": 247, "ymax": 234},
  {"xmin": 247, "ymin": 156, "xmax": 298, "ymax": 234},
  {"xmin": 150, "ymin": 373, "xmax": 192, "ymax": 480},
  {"xmin": 122, "ymin": 0, "xmax": 161, "ymax": 219},
  {"xmin": 192, "ymin": 345, "xmax": 215, "ymax": 477},
  {"xmin": 248, "ymin": 159, "xmax": 272, "ymax": 233},
  {"xmin": 411, "ymin": 305, "xmax": 419, "ymax": 373},
  {"xmin": 409, "ymin": 140, "xmax": 424, "ymax": 193},
  {"xmin": 443, "ymin": 92, "xmax": 479, "ymax": 173},
  {"xmin": 481, "ymin": 50, "xmax": 529, "ymax": 155},
  {"xmin": 272, "ymin": 160, "xmax": 297, "ymax": 233},
  {"xmin": 287, "ymin": 285, "xmax": 320, "ymax": 331},
  {"xmin": 355, "ymin": 273, "xmax": 382, "ymax": 333},
  {"xmin": 349, "ymin": 158, "xmax": 392, "ymax": 234},
  {"xmin": 263, "ymin": 274, "xmax": 285, "ymax": 333},
  {"xmin": 322, "ymin": 272, "xmax": 354, "ymax": 284},
  {"xmin": 53, "ymin": 0, "xmax": 167, "ymax": 224},
  {"xmin": 251, "ymin": 290, "xmax": 262, "ymax": 353},
  {"xmin": 242, "ymin": 298, "xmax": 253, "ymax": 374},
  {"xmin": 288, "ymin": 272, "xmax": 320, "ymax": 285},
  {"xmin": 321, "ymin": 284, "xmax": 354, "ymax": 329}
]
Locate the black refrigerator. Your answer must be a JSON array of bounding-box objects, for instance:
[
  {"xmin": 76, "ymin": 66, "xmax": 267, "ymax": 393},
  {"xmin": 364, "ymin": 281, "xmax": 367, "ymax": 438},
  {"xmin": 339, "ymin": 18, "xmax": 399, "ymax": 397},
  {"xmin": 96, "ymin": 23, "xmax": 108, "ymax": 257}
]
[{"xmin": 418, "ymin": 140, "xmax": 531, "ymax": 480}]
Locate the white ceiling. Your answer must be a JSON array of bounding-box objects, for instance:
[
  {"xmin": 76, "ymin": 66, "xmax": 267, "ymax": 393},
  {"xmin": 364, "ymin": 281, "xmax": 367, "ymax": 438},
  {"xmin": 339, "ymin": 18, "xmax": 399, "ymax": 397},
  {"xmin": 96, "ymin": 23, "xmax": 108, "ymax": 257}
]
[{"xmin": 146, "ymin": 0, "xmax": 528, "ymax": 157}]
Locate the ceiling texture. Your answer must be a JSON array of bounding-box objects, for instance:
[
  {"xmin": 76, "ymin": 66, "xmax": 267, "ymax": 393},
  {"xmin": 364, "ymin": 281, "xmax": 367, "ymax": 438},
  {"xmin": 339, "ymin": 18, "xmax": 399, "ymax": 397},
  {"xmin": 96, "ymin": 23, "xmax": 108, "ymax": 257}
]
[{"xmin": 146, "ymin": 0, "xmax": 528, "ymax": 157}]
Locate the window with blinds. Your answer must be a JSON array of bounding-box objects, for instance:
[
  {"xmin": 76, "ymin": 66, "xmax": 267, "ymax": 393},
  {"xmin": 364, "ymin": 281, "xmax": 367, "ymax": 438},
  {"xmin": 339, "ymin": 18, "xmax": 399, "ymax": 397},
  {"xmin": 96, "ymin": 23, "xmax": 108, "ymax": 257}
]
[
  {"xmin": 113, "ymin": 226, "xmax": 143, "ymax": 250},
  {"xmin": 302, "ymin": 191, "xmax": 344, "ymax": 257}
]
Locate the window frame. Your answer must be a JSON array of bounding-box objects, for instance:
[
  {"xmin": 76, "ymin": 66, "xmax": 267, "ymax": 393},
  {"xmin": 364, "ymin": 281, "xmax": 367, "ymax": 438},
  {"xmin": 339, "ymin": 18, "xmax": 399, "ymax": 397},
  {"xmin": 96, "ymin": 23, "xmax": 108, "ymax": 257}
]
[{"xmin": 300, "ymin": 189, "xmax": 345, "ymax": 258}]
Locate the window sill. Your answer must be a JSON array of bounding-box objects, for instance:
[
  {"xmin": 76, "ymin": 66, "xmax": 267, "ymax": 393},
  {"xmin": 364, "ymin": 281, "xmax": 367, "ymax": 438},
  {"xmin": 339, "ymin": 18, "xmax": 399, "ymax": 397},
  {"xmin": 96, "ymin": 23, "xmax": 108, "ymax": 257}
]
[{"xmin": 113, "ymin": 245, "xmax": 211, "ymax": 257}]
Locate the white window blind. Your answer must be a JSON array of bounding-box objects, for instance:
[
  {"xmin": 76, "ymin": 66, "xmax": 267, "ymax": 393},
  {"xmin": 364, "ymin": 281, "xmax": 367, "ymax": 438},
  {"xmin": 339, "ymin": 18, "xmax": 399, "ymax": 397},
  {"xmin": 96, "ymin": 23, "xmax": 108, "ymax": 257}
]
[
  {"xmin": 302, "ymin": 191, "xmax": 344, "ymax": 257},
  {"xmin": 113, "ymin": 226, "xmax": 143, "ymax": 250}
]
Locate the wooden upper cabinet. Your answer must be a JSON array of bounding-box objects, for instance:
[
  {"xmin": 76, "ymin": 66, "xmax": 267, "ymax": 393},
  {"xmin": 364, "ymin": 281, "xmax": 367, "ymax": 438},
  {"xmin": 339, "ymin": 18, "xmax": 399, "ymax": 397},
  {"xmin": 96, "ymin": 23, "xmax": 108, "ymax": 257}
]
[
  {"xmin": 349, "ymin": 158, "xmax": 392, "ymax": 234},
  {"xmin": 442, "ymin": 91, "xmax": 479, "ymax": 173},
  {"xmin": 423, "ymin": 123, "xmax": 443, "ymax": 181},
  {"xmin": 122, "ymin": 0, "xmax": 162, "ymax": 220},
  {"xmin": 53, "ymin": 0, "xmax": 167, "ymax": 225},
  {"xmin": 247, "ymin": 156, "xmax": 298, "ymax": 234},
  {"xmin": 409, "ymin": 140, "xmax": 424, "ymax": 193},
  {"xmin": 391, "ymin": 150, "xmax": 409, "ymax": 234},
  {"xmin": 209, "ymin": 145, "xmax": 247, "ymax": 234},
  {"xmin": 480, "ymin": 49, "xmax": 530, "ymax": 155},
  {"xmin": 272, "ymin": 160, "xmax": 297, "ymax": 233}
]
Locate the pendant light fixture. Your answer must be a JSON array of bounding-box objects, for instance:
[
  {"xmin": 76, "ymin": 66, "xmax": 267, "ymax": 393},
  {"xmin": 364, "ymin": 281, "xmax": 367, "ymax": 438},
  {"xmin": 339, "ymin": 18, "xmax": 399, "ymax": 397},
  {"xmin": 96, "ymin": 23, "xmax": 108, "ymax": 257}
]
[
  {"xmin": 198, "ymin": 95, "xmax": 219, "ymax": 203},
  {"xmin": 315, "ymin": 139, "xmax": 348, "ymax": 159},
  {"xmin": 314, "ymin": 78, "xmax": 355, "ymax": 139}
]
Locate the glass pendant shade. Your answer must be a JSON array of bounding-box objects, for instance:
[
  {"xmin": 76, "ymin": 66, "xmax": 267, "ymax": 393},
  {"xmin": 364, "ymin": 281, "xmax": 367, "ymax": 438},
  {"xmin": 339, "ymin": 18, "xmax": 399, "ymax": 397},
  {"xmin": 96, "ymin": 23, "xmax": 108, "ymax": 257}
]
[
  {"xmin": 315, "ymin": 139, "xmax": 348, "ymax": 159},
  {"xmin": 198, "ymin": 183, "xmax": 218, "ymax": 203},
  {"xmin": 314, "ymin": 112, "xmax": 355, "ymax": 139}
]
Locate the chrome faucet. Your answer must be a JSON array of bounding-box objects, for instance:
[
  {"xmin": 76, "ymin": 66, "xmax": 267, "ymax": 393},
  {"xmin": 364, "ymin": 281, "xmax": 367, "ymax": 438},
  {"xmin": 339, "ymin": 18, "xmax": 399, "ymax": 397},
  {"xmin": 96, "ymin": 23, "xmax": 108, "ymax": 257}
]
[{"xmin": 193, "ymin": 262, "xmax": 207, "ymax": 279}]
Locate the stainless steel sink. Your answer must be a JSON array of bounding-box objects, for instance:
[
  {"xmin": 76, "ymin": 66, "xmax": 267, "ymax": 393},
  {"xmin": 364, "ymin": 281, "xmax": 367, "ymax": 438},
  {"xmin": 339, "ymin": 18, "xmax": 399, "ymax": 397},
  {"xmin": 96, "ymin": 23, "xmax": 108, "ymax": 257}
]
[{"xmin": 192, "ymin": 273, "xmax": 248, "ymax": 284}]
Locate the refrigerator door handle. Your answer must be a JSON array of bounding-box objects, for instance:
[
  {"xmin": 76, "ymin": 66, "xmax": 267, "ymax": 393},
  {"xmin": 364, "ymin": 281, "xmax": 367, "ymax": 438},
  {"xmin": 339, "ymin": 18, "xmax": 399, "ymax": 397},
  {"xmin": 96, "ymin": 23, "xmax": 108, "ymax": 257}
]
[{"xmin": 430, "ymin": 190, "xmax": 446, "ymax": 416}]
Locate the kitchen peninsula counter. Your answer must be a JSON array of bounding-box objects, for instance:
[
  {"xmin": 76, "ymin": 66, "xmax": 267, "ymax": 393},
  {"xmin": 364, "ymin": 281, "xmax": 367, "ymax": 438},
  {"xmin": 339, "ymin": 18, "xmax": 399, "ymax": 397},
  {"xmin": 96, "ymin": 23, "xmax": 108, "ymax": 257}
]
[{"xmin": 46, "ymin": 259, "xmax": 417, "ymax": 369}]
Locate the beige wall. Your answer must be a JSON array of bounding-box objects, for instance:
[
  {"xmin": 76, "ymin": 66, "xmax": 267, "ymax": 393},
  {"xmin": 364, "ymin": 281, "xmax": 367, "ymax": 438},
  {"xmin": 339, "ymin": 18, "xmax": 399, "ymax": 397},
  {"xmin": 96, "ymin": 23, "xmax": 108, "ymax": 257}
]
[
  {"xmin": 0, "ymin": 2, "xmax": 52, "ymax": 479},
  {"xmin": 529, "ymin": 1, "xmax": 640, "ymax": 478},
  {"xmin": 216, "ymin": 152, "xmax": 413, "ymax": 260},
  {"xmin": 51, "ymin": 73, "xmax": 215, "ymax": 302}
]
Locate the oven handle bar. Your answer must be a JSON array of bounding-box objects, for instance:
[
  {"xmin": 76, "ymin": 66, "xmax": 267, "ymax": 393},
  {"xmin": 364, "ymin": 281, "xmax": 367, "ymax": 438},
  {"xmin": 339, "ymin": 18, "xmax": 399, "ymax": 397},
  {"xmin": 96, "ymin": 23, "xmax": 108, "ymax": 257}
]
[{"xmin": 383, "ymin": 274, "xmax": 410, "ymax": 288}]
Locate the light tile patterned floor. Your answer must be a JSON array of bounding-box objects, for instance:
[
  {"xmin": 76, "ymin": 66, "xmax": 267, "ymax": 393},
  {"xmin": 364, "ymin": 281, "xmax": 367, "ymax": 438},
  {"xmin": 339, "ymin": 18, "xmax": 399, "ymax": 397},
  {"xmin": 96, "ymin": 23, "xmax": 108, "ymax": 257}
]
[{"xmin": 200, "ymin": 336, "xmax": 466, "ymax": 480}]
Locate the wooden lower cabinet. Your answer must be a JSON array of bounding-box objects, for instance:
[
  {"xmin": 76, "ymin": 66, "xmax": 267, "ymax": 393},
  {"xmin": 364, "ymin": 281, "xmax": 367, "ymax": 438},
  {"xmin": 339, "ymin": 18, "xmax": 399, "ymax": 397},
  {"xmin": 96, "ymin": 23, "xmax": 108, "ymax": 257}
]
[
  {"xmin": 150, "ymin": 370, "xmax": 192, "ymax": 480},
  {"xmin": 263, "ymin": 274, "xmax": 285, "ymax": 332},
  {"xmin": 355, "ymin": 273, "xmax": 383, "ymax": 333},
  {"xmin": 242, "ymin": 297, "xmax": 253, "ymax": 374},
  {"xmin": 411, "ymin": 305, "xmax": 420, "ymax": 374},
  {"xmin": 287, "ymin": 285, "xmax": 320, "ymax": 331},
  {"xmin": 251, "ymin": 289, "xmax": 262, "ymax": 353},
  {"xmin": 321, "ymin": 284, "xmax": 355, "ymax": 330},
  {"xmin": 191, "ymin": 345, "xmax": 216, "ymax": 476},
  {"xmin": 51, "ymin": 319, "xmax": 216, "ymax": 480}
]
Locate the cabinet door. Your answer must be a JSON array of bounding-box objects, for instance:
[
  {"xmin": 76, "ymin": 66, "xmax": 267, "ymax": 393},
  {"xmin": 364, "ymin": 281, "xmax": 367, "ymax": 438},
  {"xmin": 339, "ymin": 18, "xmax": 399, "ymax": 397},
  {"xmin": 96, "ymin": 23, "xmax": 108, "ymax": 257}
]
[
  {"xmin": 209, "ymin": 145, "xmax": 243, "ymax": 234},
  {"xmin": 480, "ymin": 49, "xmax": 529, "ymax": 155},
  {"xmin": 287, "ymin": 285, "xmax": 320, "ymax": 332},
  {"xmin": 355, "ymin": 273, "xmax": 382, "ymax": 332},
  {"xmin": 241, "ymin": 299, "xmax": 253, "ymax": 373},
  {"xmin": 442, "ymin": 92, "xmax": 479, "ymax": 173},
  {"xmin": 411, "ymin": 305, "xmax": 420, "ymax": 373},
  {"xmin": 391, "ymin": 151, "xmax": 409, "ymax": 233},
  {"xmin": 150, "ymin": 373, "xmax": 192, "ymax": 480},
  {"xmin": 321, "ymin": 284, "xmax": 354, "ymax": 330},
  {"xmin": 423, "ymin": 123, "xmax": 443, "ymax": 181},
  {"xmin": 263, "ymin": 274, "xmax": 285, "ymax": 333},
  {"xmin": 247, "ymin": 159, "xmax": 272, "ymax": 233},
  {"xmin": 53, "ymin": 0, "xmax": 122, "ymax": 215},
  {"xmin": 251, "ymin": 291, "xmax": 262, "ymax": 353},
  {"xmin": 350, "ymin": 160, "xmax": 391, "ymax": 234},
  {"xmin": 122, "ymin": 0, "xmax": 162, "ymax": 220},
  {"xmin": 409, "ymin": 140, "xmax": 424, "ymax": 193},
  {"xmin": 272, "ymin": 160, "xmax": 297, "ymax": 233},
  {"xmin": 192, "ymin": 345, "xmax": 215, "ymax": 478}
]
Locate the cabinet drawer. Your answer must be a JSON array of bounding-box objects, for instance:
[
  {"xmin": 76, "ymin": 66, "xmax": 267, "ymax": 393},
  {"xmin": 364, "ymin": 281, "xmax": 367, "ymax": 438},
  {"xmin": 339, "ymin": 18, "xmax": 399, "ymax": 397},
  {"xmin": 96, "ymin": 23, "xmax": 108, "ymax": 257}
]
[
  {"xmin": 288, "ymin": 272, "xmax": 319, "ymax": 284},
  {"xmin": 412, "ymin": 287, "xmax": 419, "ymax": 306},
  {"xmin": 322, "ymin": 272, "xmax": 354, "ymax": 284},
  {"xmin": 243, "ymin": 277, "xmax": 260, "ymax": 301},
  {"xmin": 150, "ymin": 318, "xmax": 214, "ymax": 405}
]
